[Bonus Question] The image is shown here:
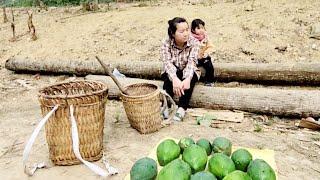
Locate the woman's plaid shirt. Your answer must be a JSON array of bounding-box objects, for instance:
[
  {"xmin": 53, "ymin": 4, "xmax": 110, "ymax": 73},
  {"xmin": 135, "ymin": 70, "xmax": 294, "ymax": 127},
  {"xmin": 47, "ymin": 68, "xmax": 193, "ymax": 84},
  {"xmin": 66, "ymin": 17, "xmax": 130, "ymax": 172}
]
[{"xmin": 160, "ymin": 36, "xmax": 200, "ymax": 80}]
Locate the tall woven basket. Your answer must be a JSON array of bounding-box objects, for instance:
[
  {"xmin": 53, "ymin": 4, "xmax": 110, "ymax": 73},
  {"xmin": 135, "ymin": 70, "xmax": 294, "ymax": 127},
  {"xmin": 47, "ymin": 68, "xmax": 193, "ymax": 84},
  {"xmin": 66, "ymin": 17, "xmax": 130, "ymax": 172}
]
[
  {"xmin": 120, "ymin": 83, "xmax": 162, "ymax": 134},
  {"xmin": 38, "ymin": 81, "xmax": 108, "ymax": 166}
]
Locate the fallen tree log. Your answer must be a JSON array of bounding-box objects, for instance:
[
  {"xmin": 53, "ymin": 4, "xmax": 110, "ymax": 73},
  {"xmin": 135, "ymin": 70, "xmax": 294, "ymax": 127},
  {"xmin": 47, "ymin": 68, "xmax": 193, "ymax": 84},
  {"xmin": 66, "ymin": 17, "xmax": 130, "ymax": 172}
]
[
  {"xmin": 86, "ymin": 75, "xmax": 320, "ymax": 118},
  {"xmin": 5, "ymin": 57, "xmax": 162, "ymax": 78},
  {"xmin": 5, "ymin": 57, "xmax": 320, "ymax": 85}
]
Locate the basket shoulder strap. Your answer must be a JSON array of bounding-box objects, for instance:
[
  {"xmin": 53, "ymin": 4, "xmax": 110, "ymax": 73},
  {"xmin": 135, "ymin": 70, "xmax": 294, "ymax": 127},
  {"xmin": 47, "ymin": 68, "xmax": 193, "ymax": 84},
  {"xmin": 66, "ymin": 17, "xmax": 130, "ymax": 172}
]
[
  {"xmin": 69, "ymin": 105, "xmax": 109, "ymax": 177},
  {"xmin": 160, "ymin": 90, "xmax": 177, "ymax": 121},
  {"xmin": 23, "ymin": 105, "xmax": 59, "ymax": 176}
]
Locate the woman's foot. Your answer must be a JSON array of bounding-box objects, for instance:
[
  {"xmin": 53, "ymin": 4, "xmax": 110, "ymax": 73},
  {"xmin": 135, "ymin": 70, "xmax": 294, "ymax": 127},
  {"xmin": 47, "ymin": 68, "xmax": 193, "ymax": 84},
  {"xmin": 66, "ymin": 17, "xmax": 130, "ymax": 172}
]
[
  {"xmin": 161, "ymin": 106, "xmax": 169, "ymax": 119},
  {"xmin": 173, "ymin": 107, "xmax": 186, "ymax": 121},
  {"xmin": 205, "ymin": 82, "xmax": 214, "ymax": 87}
]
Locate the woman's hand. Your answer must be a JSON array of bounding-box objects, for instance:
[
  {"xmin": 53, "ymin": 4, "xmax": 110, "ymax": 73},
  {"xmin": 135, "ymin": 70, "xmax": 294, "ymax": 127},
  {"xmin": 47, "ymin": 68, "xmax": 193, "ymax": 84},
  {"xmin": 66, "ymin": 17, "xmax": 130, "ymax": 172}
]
[
  {"xmin": 172, "ymin": 77, "xmax": 184, "ymax": 97},
  {"xmin": 182, "ymin": 77, "xmax": 191, "ymax": 91},
  {"xmin": 198, "ymin": 52, "xmax": 204, "ymax": 59}
]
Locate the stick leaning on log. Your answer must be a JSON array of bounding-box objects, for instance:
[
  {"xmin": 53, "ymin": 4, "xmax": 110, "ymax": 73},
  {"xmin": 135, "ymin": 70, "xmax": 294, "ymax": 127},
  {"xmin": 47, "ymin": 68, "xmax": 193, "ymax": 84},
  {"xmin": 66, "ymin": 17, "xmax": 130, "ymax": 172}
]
[{"xmin": 95, "ymin": 56, "xmax": 128, "ymax": 95}]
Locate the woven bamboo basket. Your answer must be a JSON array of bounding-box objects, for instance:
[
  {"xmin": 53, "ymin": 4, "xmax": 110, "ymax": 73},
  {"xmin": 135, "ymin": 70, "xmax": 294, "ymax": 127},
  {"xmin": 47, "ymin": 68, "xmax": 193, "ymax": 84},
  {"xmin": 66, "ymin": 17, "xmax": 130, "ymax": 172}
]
[
  {"xmin": 38, "ymin": 81, "xmax": 108, "ymax": 166},
  {"xmin": 120, "ymin": 83, "xmax": 162, "ymax": 134}
]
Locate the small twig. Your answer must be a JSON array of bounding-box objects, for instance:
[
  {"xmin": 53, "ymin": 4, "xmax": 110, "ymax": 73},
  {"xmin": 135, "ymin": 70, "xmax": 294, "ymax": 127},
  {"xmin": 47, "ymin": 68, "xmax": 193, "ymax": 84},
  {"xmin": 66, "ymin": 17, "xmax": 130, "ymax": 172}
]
[
  {"xmin": 0, "ymin": 83, "xmax": 16, "ymax": 90},
  {"xmin": 3, "ymin": 7, "xmax": 8, "ymax": 23},
  {"xmin": 9, "ymin": 8, "xmax": 16, "ymax": 42},
  {"xmin": 296, "ymin": 138, "xmax": 312, "ymax": 142},
  {"xmin": 27, "ymin": 11, "xmax": 37, "ymax": 40},
  {"xmin": 0, "ymin": 139, "xmax": 18, "ymax": 158},
  {"xmin": 232, "ymin": 110, "xmax": 254, "ymax": 116},
  {"xmin": 105, "ymin": 145, "xmax": 128, "ymax": 152},
  {"xmin": 298, "ymin": 144, "xmax": 310, "ymax": 151},
  {"xmin": 10, "ymin": 22, "xmax": 15, "ymax": 40},
  {"xmin": 58, "ymin": 12, "xmax": 92, "ymax": 21},
  {"xmin": 275, "ymin": 124, "xmax": 299, "ymax": 130},
  {"xmin": 311, "ymin": 167, "xmax": 320, "ymax": 174},
  {"xmin": 11, "ymin": 8, "xmax": 14, "ymax": 22},
  {"xmin": 27, "ymin": 10, "xmax": 32, "ymax": 32},
  {"xmin": 267, "ymin": 126, "xmax": 319, "ymax": 135},
  {"xmin": 15, "ymin": 31, "xmax": 29, "ymax": 39}
]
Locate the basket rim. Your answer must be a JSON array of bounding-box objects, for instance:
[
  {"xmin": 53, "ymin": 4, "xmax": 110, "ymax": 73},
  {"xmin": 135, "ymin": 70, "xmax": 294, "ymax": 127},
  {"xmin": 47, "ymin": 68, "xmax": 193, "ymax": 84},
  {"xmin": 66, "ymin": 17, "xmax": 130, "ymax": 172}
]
[
  {"xmin": 38, "ymin": 80, "xmax": 108, "ymax": 99},
  {"xmin": 120, "ymin": 83, "xmax": 159, "ymax": 98}
]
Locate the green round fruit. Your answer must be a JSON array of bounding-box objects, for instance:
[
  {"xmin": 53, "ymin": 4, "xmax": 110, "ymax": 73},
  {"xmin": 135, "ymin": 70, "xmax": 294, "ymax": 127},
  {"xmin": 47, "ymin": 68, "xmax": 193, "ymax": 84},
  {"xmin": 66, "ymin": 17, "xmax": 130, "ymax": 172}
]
[
  {"xmin": 212, "ymin": 137, "xmax": 232, "ymax": 156},
  {"xmin": 191, "ymin": 171, "xmax": 217, "ymax": 180},
  {"xmin": 182, "ymin": 144, "xmax": 208, "ymax": 173},
  {"xmin": 196, "ymin": 138, "xmax": 212, "ymax": 156},
  {"xmin": 247, "ymin": 159, "xmax": 276, "ymax": 180},
  {"xmin": 208, "ymin": 153, "xmax": 236, "ymax": 179},
  {"xmin": 179, "ymin": 137, "xmax": 195, "ymax": 153},
  {"xmin": 157, "ymin": 139, "xmax": 181, "ymax": 166},
  {"xmin": 130, "ymin": 157, "xmax": 157, "ymax": 180},
  {"xmin": 157, "ymin": 159, "xmax": 191, "ymax": 180},
  {"xmin": 223, "ymin": 170, "xmax": 252, "ymax": 180},
  {"xmin": 231, "ymin": 149, "xmax": 253, "ymax": 171}
]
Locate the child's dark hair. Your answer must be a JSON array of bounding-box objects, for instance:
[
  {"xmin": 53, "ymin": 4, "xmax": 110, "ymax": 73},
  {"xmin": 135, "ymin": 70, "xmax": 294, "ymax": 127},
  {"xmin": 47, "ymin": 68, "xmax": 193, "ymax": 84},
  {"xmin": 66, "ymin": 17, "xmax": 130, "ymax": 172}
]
[
  {"xmin": 168, "ymin": 17, "xmax": 188, "ymax": 39},
  {"xmin": 191, "ymin": 19, "xmax": 205, "ymax": 33}
]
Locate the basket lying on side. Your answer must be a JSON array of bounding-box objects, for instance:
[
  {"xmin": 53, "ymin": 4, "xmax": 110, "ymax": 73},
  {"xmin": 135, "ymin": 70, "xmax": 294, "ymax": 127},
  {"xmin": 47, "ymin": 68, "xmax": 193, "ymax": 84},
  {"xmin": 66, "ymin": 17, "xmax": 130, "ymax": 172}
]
[
  {"xmin": 38, "ymin": 80, "xmax": 108, "ymax": 166},
  {"xmin": 120, "ymin": 83, "xmax": 162, "ymax": 134}
]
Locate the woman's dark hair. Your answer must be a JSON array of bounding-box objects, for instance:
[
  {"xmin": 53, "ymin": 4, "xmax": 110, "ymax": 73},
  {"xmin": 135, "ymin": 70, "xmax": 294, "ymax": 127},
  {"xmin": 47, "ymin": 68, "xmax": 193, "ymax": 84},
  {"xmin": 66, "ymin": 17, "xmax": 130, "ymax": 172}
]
[
  {"xmin": 168, "ymin": 17, "xmax": 188, "ymax": 39},
  {"xmin": 191, "ymin": 19, "xmax": 205, "ymax": 33}
]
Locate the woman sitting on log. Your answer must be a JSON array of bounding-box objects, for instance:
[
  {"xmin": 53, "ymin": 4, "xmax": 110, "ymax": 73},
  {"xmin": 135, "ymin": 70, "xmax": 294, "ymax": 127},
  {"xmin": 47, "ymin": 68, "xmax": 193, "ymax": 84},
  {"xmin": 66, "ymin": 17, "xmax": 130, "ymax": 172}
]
[{"xmin": 160, "ymin": 17, "xmax": 200, "ymax": 121}]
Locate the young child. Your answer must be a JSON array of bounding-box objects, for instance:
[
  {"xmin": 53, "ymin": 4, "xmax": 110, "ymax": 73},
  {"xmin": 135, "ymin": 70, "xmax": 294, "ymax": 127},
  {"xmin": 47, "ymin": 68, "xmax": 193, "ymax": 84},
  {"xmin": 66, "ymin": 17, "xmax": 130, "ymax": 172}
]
[{"xmin": 191, "ymin": 19, "xmax": 215, "ymax": 86}]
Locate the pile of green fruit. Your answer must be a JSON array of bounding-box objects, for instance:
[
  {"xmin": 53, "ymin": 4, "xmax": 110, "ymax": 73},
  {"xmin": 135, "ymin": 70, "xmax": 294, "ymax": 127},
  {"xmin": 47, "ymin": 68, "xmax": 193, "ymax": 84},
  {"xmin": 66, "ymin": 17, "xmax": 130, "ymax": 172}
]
[{"xmin": 130, "ymin": 137, "xmax": 276, "ymax": 180}]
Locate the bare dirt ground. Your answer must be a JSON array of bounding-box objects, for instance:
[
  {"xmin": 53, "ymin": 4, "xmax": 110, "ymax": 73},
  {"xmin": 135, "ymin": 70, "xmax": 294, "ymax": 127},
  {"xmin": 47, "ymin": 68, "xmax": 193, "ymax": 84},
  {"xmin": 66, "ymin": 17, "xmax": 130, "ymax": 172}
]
[{"xmin": 0, "ymin": 0, "xmax": 320, "ymax": 179}]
